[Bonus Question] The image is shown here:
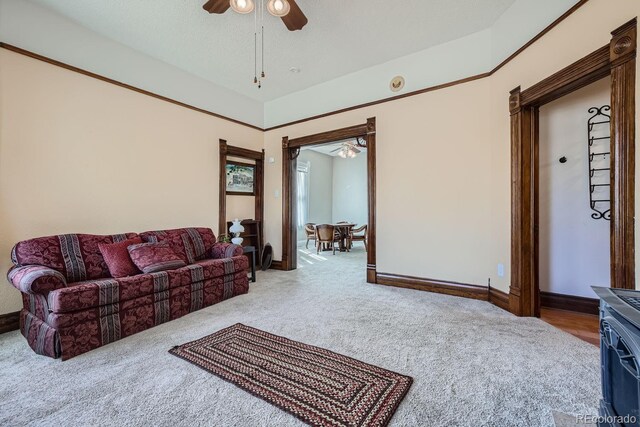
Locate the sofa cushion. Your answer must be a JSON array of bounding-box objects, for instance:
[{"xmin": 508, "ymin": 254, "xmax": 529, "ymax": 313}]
[
  {"xmin": 47, "ymin": 270, "xmax": 187, "ymax": 314},
  {"xmin": 11, "ymin": 232, "xmax": 139, "ymax": 282},
  {"xmin": 177, "ymin": 257, "xmax": 250, "ymax": 282},
  {"xmin": 128, "ymin": 242, "xmax": 187, "ymax": 274},
  {"xmin": 48, "ymin": 271, "xmax": 250, "ymax": 330},
  {"xmin": 49, "ymin": 271, "xmax": 249, "ymax": 360},
  {"xmin": 98, "ymin": 237, "xmax": 142, "ymax": 278},
  {"xmin": 139, "ymin": 228, "xmax": 216, "ymax": 264}
]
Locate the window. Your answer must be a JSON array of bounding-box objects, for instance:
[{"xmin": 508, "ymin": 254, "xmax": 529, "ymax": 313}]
[{"xmin": 296, "ymin": 161, "xmax": 310, "ymax": 228}]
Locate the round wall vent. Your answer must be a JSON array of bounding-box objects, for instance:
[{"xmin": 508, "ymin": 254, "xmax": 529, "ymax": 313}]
[{"xmin": 390, "ymin": 76, "xmax": 405, "ymax": 92}]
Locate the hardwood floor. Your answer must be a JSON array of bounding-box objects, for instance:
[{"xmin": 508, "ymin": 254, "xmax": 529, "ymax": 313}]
[{"xmin": 540, "ymin": 307, "xmax": 600, "ymax": 346}]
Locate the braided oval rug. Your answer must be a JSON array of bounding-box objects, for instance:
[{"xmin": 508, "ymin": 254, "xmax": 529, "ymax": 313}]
[{"xmin": 169, "ymin": 324, "xmax": 412, "ymax": 427}]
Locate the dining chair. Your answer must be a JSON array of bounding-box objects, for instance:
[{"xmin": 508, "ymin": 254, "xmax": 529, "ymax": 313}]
[
  {"xmin": 316, "ymin": 224, "xmax": 340, "ymax": 255},
  {"xmin": 350, "ymin": 224, "xmax": 368, "ymax": 251},
  {"xmin": 304, "ymin": 223, "xmax": 316, "ymax": 249}
]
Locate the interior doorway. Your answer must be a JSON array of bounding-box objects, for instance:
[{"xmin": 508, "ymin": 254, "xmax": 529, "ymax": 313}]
[
  {"xmin": 534, "ymin": 77, "xmax": 612, "ymax": 345},
  {"xmin": 538, "ymin": 77, "xmax": 611, "ymax": 314},
  {"xmin": 295, "ymin": 141, "xmax": 369, "ymax": 268},
  {"xmin": 281, "ymin": 118, "xmax": 377, "ymax": 282},
  {"xmin": 509, "ymin": 18, "xmax": 636, "ymax": 317}
]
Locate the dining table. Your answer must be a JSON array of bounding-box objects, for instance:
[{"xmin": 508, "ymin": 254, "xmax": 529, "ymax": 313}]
[{"xmin": 317, "ymin": 223, "xmax": 356, "ymax": 252}]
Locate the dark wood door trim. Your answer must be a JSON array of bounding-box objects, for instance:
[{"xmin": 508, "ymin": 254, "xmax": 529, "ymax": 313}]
[
  {"xmin": 219, "ymin": 139, "xmax": 229, "ymax": 236},
  {"xmin": 286, "ymin": 124, "xmax": 369, "ymax": 148},
  {"xmin": 281, "ymin": 118, "xmax": 377, "ymax": 283},
  {"xmin": 226, "ymin": 144, "xmax": 265, "ymax": 161},
  {"xmin": 281, "ymin": 136, "xmax": 297, "ymax": 270},
  {"xmin": 218, "ymin": 139, "xmax": 265, "ymax": 242},
  {"xmin": 510, "ymin": 18, "xmax": 637, "ymax": 317},
  {"xmin": 365, "ymin": 118, "xmax": 377, "ymax": 283},
  {"xmin": 610, "ymin": 19, "xmax": 637, "ymax": 291},
  {"xmin": 520, "ymin": 46, "xmax": 611, "ymax": 107},
  {"xmin": 509, "ymin": 89, "xmax": 537, "ymax": 317}
]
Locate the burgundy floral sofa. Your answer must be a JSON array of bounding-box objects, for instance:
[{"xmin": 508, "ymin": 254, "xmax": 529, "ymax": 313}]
[{"xmin": 8, "ymin": 227, "xmax": 249, "ymax": 360}]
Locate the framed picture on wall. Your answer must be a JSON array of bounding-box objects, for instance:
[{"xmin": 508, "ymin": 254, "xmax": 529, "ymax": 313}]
[{"xmin": 226, "ymin": 162, "xmax": 255, "ymax": 195}]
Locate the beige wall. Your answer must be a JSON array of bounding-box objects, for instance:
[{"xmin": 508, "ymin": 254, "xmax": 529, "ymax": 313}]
[
  {"xmin": 225, "ymin": 196, "xmax": 256, "ymax": 228},
  {"xmin": 0, "ymin": 49, "xmax": 262, "ymax": 314},
  {"xmin": 264, "ymin": 78, "xmax": 494, "ymax": 285},
  {"xmin": 332, "ymin": 153, "xmax": 368, "ymax": 227},
  {"xmin": 264, "ymin": 0, "xmax": 640, "ymax": 294}
]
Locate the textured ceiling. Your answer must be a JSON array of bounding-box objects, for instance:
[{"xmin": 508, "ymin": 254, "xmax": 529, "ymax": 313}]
[{"xmin": 27, "ymin": 0, "xmax": 516, "ymax": 102}]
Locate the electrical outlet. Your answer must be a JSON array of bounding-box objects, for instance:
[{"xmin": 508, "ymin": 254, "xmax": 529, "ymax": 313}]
[{"xmin": 497, "ymin": 263, "xmax": 505, "ymax": 277}]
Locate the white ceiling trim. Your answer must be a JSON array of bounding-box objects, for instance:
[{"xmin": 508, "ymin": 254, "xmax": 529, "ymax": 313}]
[
  {"xmin": 264, "ymin": 0, "xmax": 580, "ymax": 128},
  {"xmin": 265, "ymin": 29, "xmax": 492, "ymax": 127},
  {"xmin": 0, "ymin": 0, "xmax": 581, "ymax": 130},
  {"xmin": 24, "ymin": 0, "xmax": 516, "ymax": 102}
]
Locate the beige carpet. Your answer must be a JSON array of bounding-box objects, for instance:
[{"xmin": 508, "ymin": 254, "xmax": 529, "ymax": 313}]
[{"xmin": 0, "ymin": 246, "xmax": 600, "ymax": 426}]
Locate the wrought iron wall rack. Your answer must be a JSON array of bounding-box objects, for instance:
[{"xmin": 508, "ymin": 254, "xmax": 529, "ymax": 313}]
[{"xmin": 587, "ymin": 105, "xmax": 611, "ymax": 220}]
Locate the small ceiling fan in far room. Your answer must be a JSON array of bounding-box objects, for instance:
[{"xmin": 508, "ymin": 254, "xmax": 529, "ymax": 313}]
[
  {"xmin": 202, "ymin": 0, "xmax": 308, "ymax": 31},
  {"xmin": 331, "ymin": 140, "xmax": 364, "ymax": 159}
]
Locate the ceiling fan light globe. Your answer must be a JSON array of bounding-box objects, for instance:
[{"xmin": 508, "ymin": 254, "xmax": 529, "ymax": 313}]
[
  {"xmin": 230, "ymin": 0, "xmax": 255, "ymax": 14},
  {"xmin": 267, "ymin": 0, "xmax": 290, "ymax": 17}
]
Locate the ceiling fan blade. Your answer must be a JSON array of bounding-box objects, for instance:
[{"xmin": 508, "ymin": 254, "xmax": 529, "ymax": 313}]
[
  {"xmin": 330, "ymin": 147, "xmax": 342, "ymax": 153},
  {"xmin": 281, "ymin": 0, "xmax": 308, "ymax": 31},
  {"xmin": 203, "ymin": 0, "xmax": 230, "ymax": 14},
  {"xmin": 352, "ymin": 147, "xmax": 362, "ymax": 154}
]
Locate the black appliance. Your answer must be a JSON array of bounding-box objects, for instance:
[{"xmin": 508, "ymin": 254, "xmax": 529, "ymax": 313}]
[{"xmin": 593, "ymin": 286, "xmax": 640, "ymax": 427}]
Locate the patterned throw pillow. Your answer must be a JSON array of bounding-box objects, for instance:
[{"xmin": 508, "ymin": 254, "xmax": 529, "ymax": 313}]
[
  {"xmin": 181, "ymin": 232, "xmax": 209, "ymax": 263},
  {"xmin": 127, "ymin": 242, "xmax": 187, "ymax": 274},
  {"xmin": 98, "ymin": 237, "xmax": 143, "ymax": 278}
]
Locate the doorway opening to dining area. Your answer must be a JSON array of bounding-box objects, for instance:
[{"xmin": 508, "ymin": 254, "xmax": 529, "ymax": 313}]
[
  {"xmin": 281, "ymin": 118, "xmax": 376, "ymax": 281},
  {"xmin": 296, "ymin": 141, "xmax": 368, "ymax": 269}
]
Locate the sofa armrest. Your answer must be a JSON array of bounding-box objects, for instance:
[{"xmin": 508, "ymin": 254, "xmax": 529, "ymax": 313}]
[
  {"xmin": 7, "ymin": 266, "xmax": 67, "ymax": 294},
  {"xmin": 210, "ymin": 243, "xmax": 244, "ymax": 259}
]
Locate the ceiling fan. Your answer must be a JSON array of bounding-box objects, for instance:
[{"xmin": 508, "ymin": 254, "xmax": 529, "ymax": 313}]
[
  {"xmin": 202, "ymin": 0, "xmax": 308, "ymax": 31},
  {"xmin": 330, "ymin": 139, "xmax": 364, "ymax": 159}
]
